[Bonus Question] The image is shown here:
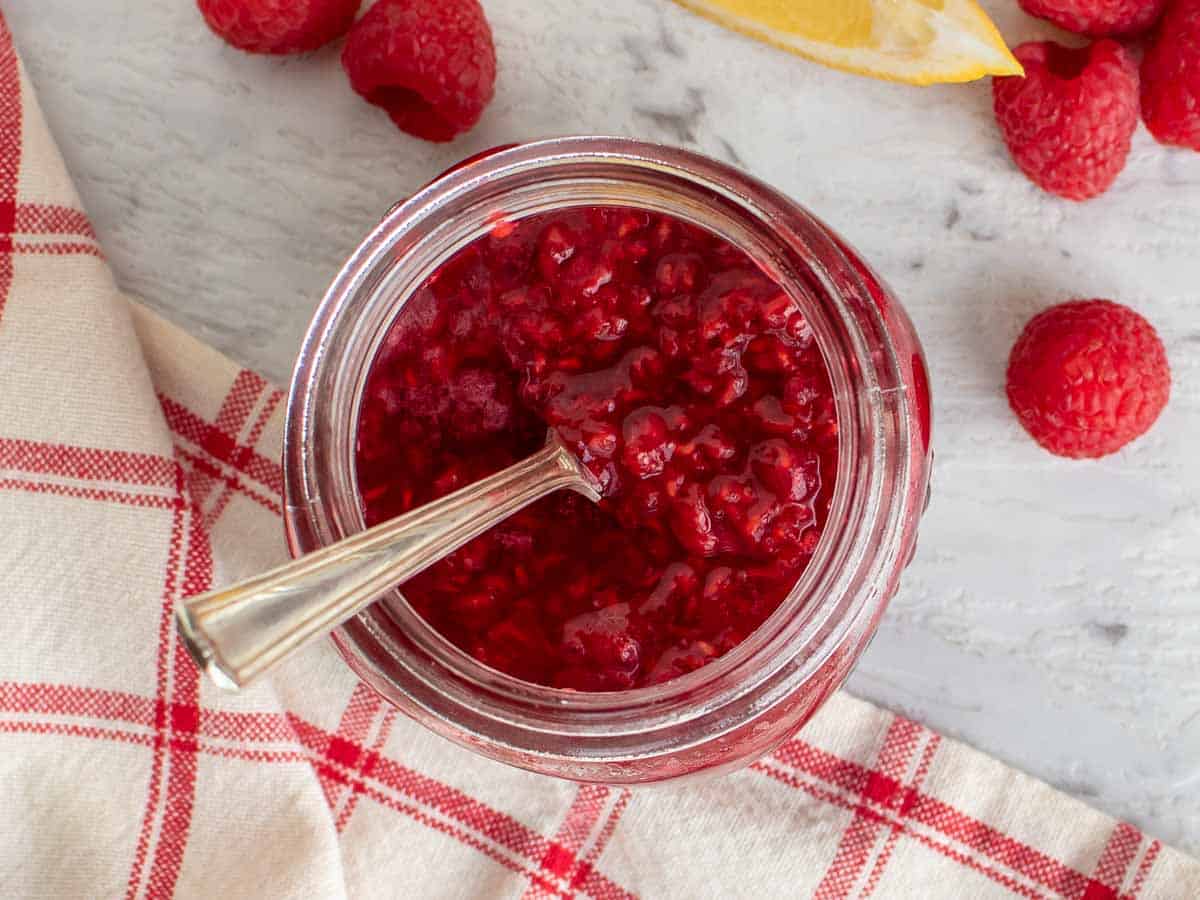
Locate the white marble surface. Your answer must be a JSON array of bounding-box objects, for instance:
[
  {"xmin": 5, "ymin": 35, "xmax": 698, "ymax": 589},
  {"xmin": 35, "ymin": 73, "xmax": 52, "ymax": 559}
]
[{"xmin": 10, "ymin": 0, "xmax": 1200, "ymax": 853}]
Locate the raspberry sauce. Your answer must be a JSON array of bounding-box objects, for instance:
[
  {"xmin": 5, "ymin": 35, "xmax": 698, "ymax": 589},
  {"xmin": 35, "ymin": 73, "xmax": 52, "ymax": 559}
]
[{"xmin": 355, "ymin": 206, "xmax": 839, "ymax": 690}]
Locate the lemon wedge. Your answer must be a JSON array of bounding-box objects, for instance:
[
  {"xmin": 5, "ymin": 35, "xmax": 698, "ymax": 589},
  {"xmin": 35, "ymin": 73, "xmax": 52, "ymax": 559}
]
[{"xmin": 669, "ymin": 0, "xmax": 1022, "ymax": 85}]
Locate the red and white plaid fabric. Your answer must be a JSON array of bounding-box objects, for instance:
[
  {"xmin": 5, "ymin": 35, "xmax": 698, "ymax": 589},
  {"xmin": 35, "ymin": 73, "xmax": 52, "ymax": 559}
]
[{"xmin": 0, "ymin": 16, "xmax": 1196, "ymax": 900}]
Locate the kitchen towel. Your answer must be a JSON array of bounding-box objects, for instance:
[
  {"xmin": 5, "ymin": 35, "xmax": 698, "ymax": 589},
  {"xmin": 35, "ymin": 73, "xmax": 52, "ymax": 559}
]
[{"xmin": 0, "ymin": 14, "xmax": 1196, "ymax": 900}]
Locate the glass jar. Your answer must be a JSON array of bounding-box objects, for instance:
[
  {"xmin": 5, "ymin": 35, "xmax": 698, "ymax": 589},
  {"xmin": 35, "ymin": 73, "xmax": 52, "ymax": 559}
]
[{"xmin": 283, "ymin": 137, "xmax": 932, "ymax": 783}]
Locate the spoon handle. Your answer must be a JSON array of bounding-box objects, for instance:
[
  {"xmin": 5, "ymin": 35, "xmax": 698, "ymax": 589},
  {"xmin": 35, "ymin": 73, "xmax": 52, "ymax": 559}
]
[{"xmin": 176, "ymin": 434, "xmax": 599, "ymax": 690}]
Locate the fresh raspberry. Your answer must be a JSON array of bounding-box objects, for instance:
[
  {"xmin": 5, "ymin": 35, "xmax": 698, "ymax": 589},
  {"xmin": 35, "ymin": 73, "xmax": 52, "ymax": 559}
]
[
  {"xmin": 1017, "ymin": 0, "xmax": 1167, "ymax": 36},
  {"xmin": 197, "ymin": 0, "xmax": 361, "ymax": 54},
  {"xmin": 341, "ymin": 0, "xmax": 497, "ymax": 142},
  {"xmin": 1141, "ymin": 0, "xmax": 1200, "ymax": 150},
  {"xmin": 993, "ymin": 40, "xmax": 1139, "ymax": 201},
  {"xmin": 1006, "ymin": 300, "xmax": 1170, "ymax": 458}
]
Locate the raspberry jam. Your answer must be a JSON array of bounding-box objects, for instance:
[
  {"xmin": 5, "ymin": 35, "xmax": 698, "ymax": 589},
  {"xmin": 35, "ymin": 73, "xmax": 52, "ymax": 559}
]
[{"xmin": 355, "ymin": 206, "xmax": 839, "ymax": 690}]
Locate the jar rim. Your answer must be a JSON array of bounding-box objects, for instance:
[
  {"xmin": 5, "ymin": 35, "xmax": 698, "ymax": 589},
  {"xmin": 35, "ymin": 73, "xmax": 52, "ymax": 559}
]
[{"xmin": 283, "ymin": 137, "xmax": 922, "ymax": 765}]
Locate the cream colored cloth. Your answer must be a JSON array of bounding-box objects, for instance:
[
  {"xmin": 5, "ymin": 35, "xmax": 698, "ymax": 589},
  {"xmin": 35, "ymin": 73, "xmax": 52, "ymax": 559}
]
[{"xmin": 0, "ymin": 16, "xmax": 1196, "ymax": 899}]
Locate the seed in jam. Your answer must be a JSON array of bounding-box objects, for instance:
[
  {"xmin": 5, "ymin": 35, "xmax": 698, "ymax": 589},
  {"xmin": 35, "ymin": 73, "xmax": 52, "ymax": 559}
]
[{"xmin": 356, "ymin": 205, "xmax": 839, "ymax": 691}]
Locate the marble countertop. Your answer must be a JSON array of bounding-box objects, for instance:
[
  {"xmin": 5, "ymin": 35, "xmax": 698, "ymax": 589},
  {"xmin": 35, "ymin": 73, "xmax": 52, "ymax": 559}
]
[{"xmin": 11, "ymin": 0, "xmax": 1200, "ymax": 853}]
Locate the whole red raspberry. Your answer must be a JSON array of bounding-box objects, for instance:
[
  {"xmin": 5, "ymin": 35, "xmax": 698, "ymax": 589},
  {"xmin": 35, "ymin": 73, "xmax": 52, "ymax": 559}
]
[
  {"xmin": 992, "ymin": 40, "xmax": 1139, "ymax": 201},
  {"xmin": 1006, "ymin": 300, "xmax": 1170, "ymax": 459},
  {"xmin": 197, "ymin": 0, "xmax": 360, "ymax": 54},
  {"xmin": 1141, "ymin": 0, "xmax": 1200, "ymax": 150},
  {"xmin": 1018, "ymin": 0, "xmax": 1167, "ymax": 36},
  {"xmin": 341, "ymin": 0, "xmax": 497, "ymax": 143}
]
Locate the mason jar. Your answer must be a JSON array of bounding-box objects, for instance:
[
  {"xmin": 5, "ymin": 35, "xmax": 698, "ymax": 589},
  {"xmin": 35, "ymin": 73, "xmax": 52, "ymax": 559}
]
[{"xmin": 283, "ymin": 137, "xmax": 932, "ymax": 783}]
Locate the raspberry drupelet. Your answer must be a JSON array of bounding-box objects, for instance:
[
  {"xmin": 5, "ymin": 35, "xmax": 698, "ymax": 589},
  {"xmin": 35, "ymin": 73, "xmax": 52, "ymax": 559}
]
[{"xmin": 356, "ymin": 207, "xmax": 840, "ymax": 690}]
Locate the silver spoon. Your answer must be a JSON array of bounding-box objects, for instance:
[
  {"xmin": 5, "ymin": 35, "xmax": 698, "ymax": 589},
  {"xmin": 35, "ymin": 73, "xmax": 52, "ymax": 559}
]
[{"xmin": 175, "ymin": 430, "xmax": 601, "ymax": 690}]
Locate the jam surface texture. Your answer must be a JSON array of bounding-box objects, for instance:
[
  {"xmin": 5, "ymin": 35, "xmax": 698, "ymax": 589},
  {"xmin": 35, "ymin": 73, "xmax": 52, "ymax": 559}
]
[{"xmin": 356, "ymin": 206, "xmax": 839, "ymax": 690}]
